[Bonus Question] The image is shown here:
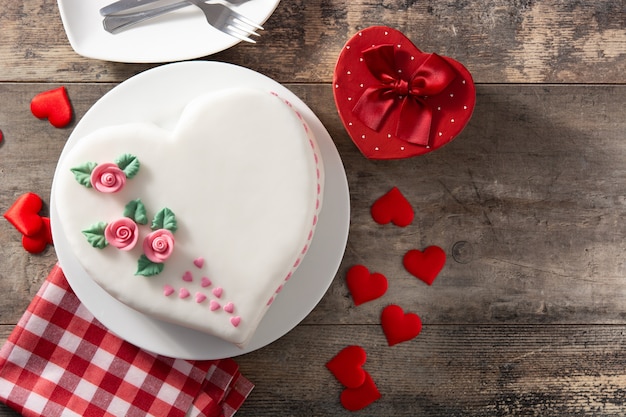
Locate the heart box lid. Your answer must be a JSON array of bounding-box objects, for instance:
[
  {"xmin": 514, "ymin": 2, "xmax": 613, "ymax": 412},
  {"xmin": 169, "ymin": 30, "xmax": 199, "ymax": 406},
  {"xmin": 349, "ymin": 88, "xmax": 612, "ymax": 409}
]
[{"xmin": 333, "ymin": 26, "xmax": 476, "ymax": 160}]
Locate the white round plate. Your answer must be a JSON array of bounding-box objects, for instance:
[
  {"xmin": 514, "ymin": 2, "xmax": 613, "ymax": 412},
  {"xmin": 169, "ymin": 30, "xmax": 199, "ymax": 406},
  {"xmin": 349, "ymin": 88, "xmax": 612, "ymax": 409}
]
[
  {"xmin": 56, "ymin": 0, "xmax": 280, "ymax": 63},
  {"xmin": 50, "ymin": 61, "xmax": 350, "ymax": 360}
]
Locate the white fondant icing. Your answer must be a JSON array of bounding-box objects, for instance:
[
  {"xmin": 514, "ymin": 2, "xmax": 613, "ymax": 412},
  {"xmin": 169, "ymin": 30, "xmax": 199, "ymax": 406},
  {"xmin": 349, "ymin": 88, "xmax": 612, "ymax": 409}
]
[{"xmin": 54, "ymin": 87, "xmax": 324, "ymax": 348}]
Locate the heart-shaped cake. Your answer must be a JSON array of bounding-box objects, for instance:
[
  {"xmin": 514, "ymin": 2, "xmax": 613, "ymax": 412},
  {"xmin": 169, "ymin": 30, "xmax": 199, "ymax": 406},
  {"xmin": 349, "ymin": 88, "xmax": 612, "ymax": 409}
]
[
  {"xmin": 53, "ymin": 87, "xmax": 324, "ymax": 348},
  {"xmin": 333, "ymin": 26, "xmax": 476, "ymax": 159}
]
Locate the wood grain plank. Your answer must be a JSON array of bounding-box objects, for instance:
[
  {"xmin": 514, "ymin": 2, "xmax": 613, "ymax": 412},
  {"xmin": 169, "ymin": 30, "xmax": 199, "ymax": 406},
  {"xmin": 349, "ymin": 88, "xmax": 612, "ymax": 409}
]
[
  {"xmin": 233, "ymin": 324, "xmax": 626, "ymax": 416},
  {"xmin": 1, "ymin": 324, "xmax": 626, "ymax": 416},
  {"xmin": 0, "ymin": 0, "xmax": 624, "ymax": 83}
]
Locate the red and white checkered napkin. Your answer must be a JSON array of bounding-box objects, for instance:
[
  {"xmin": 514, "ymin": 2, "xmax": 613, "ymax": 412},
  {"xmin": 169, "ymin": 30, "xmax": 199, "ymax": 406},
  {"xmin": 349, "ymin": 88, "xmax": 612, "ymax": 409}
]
[{"xmin": 0, "ymin": 264, "xmax": 253, "ymax": 417}]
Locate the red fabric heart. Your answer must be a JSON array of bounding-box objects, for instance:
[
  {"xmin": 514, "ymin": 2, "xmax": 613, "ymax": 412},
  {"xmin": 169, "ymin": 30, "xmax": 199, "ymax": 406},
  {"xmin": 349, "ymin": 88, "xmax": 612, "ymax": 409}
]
[
  {"xmin": 403, "ymin": 245, "xmax": 446, "ymax": 285},
  {"xmin": 340, "ymin": 372, "xmax": 381, "ymax": 411},
  {"xmin": 346, "ymin": 265, "xmax": 388, "ymax": 306},
  {"xmin": 333, "ymin": 26, "xmax": 475, "ymax": 159},
  {"xmin": 380, "ymin": 304, "xmax": 422, "ymax": 346},
  {"xmin": 30, "ymin": 86, "xmax": 73, "ymax": 128},
  {"xmin": 3, "ymin": 192, "xmax": 44, "ymax": 236},
  {"xmin": 371, "ymin": 186, "xmax": 414, "ymax": 227},
  {"xmin": 22, "ymin": 217, "xmax": 53, "ymax": 254},
  {"xmin": 325, "ymin": 345, "xmax": 367, "ymax": 389}
]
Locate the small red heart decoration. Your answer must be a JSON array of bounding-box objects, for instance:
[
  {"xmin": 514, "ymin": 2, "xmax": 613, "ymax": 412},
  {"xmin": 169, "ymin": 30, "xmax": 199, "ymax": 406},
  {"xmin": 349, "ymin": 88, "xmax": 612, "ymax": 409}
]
[
  {"xmin": 346, "ymin": 265, "xmax": 388, "ymax": 306},
  {"xmin": 371, "ymin": 186, "xmax": 414, "ymax": 227},
  {"xmin": 333, "ymin": 26, "xmax": 475, "ymax": 160},
  {"xmin": 340, "ymin": 372, "xmax": 381, "ymax": 411},
  {"xmin": 30, "ymin": 86, "xmax": 73, "ymax": 128},
  {"xmin": 325, "ymin": 345, "xmax": 367, "ymax": 389},
  {"xmin": 22, "ymin": 217, "xmax": 53, "ymax": 254},
  {"xmin": 3, "ymin": 192, "xmax": 44, "ymax": 236},
  {"xmin": 381, "ymin": 304, "xmax": 422, "ymax": 346},
  {"xmin": 403, "ymin": 245, "xmax": 446, "ymax": 285}
]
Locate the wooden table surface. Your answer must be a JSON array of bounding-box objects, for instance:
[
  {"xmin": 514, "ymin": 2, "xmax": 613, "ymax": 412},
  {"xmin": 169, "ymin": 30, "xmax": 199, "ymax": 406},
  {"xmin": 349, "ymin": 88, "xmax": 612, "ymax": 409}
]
[{"xmin": 1, "ymin": 1, "xmax": 625, "ymax": 415}]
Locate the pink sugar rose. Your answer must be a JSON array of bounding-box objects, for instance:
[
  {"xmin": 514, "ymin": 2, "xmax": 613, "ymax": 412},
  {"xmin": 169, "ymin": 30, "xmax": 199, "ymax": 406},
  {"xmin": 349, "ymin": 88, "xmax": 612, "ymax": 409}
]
[
  {"xmin": 143, "ymin": 229, "xmax": 175, "ymax": 263},
  {"xmin": 104, "ymin": 218, "xmax": 138, "ymax": 251},
  {"xmin": 91, "ymin": 162, "xmax": 126, "ymax": 193}
]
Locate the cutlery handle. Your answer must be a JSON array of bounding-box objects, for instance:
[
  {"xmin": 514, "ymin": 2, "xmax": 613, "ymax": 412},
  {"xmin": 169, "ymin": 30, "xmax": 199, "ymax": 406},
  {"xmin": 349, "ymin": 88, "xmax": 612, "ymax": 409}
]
[
  {"xmin": 102, "ymin": 1, "xmax": 189, "ymax": 34},
  {"xmin": 100, "ymin": 0, "xmax": 163, "ymax": 16}
]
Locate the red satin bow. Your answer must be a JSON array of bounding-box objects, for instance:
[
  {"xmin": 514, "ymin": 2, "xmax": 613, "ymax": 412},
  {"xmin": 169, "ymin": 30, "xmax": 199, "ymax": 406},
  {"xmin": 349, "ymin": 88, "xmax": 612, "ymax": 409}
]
[{"xmin": 352, "ymin": 44, "xmax": 457, "ymax": 146}]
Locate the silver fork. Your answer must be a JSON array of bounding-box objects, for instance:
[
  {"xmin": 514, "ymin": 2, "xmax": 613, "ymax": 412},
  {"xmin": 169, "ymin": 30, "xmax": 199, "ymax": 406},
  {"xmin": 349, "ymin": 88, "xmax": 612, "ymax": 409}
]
[
  {"xmin": 102, "ymin": 0, "xmax": 262, "ymax": 42},
  {"xmin": 185, "ymin": 0, "xmax": 262, "ymax": 43}
]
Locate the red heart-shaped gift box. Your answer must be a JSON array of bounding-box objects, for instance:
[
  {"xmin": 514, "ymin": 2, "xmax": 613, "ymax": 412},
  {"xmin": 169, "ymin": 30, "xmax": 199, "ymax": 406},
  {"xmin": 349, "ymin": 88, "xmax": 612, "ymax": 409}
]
[{"xmin": 333, "ymin": 26, "xmax": 475, "ymax": 160}]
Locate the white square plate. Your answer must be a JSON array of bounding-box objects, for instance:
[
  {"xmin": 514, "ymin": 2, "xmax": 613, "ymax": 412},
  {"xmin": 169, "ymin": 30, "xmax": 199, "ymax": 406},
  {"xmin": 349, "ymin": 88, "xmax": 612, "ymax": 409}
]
[{"xmin": 56, "ymin": 0, "xmax": 279, "ymax": 63}]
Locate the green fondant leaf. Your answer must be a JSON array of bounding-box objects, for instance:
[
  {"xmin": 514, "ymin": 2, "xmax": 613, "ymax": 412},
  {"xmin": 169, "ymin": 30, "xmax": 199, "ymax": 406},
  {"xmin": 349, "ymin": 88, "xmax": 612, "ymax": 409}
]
[
  {"xmin": 151, "ymin": 208, "xmax": 177, "ymax": 232},
  {"xmin": 136, "ymin": 255, "xmax": 164, "ymax": 276},
  {"xmin": 70, "ymin": 162, "xmax": 97, "ymax": 188},
  {"xmin": 82, "ymin": 222, "xmax": 108, "ymax": 249},
  {"xmin": 124, "ymin": 199, "xmax": 148, "ymax": 225},
  {"xmin": 115, "ymin": 154, "xmax": 140, "ymax": 179}
]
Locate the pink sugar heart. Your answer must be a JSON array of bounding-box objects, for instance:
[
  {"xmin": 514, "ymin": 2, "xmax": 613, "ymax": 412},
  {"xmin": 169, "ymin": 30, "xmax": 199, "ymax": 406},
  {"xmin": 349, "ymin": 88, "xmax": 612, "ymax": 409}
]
[
  {"xmin": 182, "ymin": 271, "xmax": 193, "ymax": 282},
  {"xmin": 195, "ymin": 292, "xmax": 207, "ymax": 303},
  {"xmin": 201, "ymin": 277, "xmax": 212, "ymax": 287},
  {"xmin": 212, "ymin": 287, "xmax": 223, "ymax": 298},
  {"xmin": 210, "ymin": 300, "xmax": 220, "ymax": 311},
  {"xmin": 163, "ymin": 285, "xmax": 174, "ymax": 296},
  {"xmin": 194, "ymin": 257, "xmax": 204, "ymax": 268},
  {"xmin": 230, "ymin": 316, "xmax": 241, "ymax": 327},
  {"xmin": 179, "ymin": 288, "xmax": 190, "ymax": 299},
  {"xmin": 223, "ymin": 302, "xmax": 235, "ymax": 313}
]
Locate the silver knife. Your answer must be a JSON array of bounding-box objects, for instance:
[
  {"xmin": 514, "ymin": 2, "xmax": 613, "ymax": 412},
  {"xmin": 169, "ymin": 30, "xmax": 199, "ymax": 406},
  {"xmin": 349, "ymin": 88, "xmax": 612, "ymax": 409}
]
[
  {"xmin": 100, "ymin": 0, "xmax": 247, "ymax": 15},
  {"xmin": 100, "ymin": 0, "xmax": 164, "ymax": 15},
  {"xmin": 103, "ymin": 1, "xmax": 193, "ymax": 33}
]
